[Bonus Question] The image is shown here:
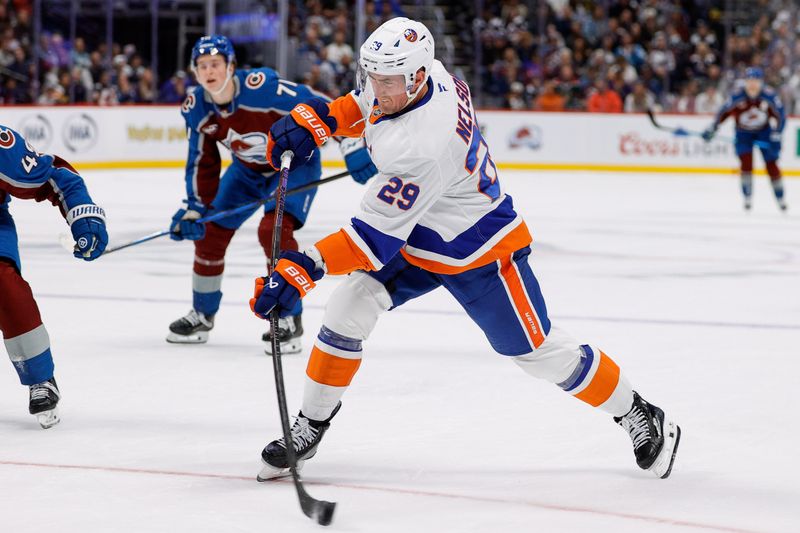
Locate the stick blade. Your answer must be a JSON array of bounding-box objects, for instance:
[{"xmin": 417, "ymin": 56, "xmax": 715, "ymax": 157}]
[{"xmin": 303, "ymin": 498, "xmax": 336, "ymax": 526}]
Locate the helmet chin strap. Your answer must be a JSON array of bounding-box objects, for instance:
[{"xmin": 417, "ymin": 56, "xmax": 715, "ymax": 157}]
[
  {"xmin": 403, "ymin": 72, "xmax": 429, "ymax": 106},
  {"xmin": 207, "ymin": 64, "xmax": 234, "ymax": 97}
]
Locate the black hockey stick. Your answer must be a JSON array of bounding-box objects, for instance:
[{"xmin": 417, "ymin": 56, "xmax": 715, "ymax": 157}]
[
  {"xmin": 86, "ymin": 169, "xmax": 352, "ymax": 256},
  {"xmin": 268, "ymin": 150, "xmax": 337, "ymax": 526},
  {"xmin": 646, "ymin": 108, "xmax": 771, "ymax": 148}
]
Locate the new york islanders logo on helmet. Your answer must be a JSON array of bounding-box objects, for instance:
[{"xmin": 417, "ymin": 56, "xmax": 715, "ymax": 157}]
[{"xmin": 404, "ymin": 29, "xmax": 418, "ymax": 42}]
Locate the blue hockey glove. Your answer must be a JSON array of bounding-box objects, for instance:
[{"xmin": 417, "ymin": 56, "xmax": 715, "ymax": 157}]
[
  {"xmin": 71, "ymin": 218, "xmax": 108, "ymax": 260},
  {"xmin": 340, "ymin": 137, "xmax": 378, "ymax": 184},
  {"xmin": 267, "ymin": 98, "xmax": 336, "ymax": 171},
  {"xmin": 769, "ymin": 131, "xmax": 782, "ymax": 144},
  {"xmin": 170, "ymin": 200, "xmax": 207, "ymax": 241},
  {"xmin": 67, "ymin": 204, "xmax": 108, "ymax": 261},
  {"xmin": 701, "ymin": 126, "xmax": 716, "ymax": 142},
  {"xmin": 250, "ymin": 251, "xmax": 324, "ymax": 318}
]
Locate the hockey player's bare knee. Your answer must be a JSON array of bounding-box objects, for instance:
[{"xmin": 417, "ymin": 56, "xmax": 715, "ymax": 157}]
[{"xmin": 322, "ymin": 271, "xmax": 391, "ymax": 341}]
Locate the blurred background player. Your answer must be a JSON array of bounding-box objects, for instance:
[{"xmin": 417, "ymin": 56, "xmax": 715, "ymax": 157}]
[
  {"xmin": 167, "ymin": 35, "xmax": 377, "ymax": 354},
  {"xmin": 703, "ymin": 67, "xmax": 787, "ymax": 211},
  {"xmin": 252, "ymin": 18, "xmax": 680, "ymax": 481},
  {"xmin": 0, "ymin": 125, "xmax": 107, "ymax": 428}
]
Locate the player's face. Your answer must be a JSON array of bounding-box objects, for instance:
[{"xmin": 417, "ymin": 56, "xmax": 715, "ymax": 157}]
[
  {"xmin": 368, "ymin": 73, "xmax": 410, "ymax": 114},
  {"xmin": 744, "ymin": 78, "xmax": 762, "ymax": 98},
  {"xmin": 195, "ymin": 55, "xmax": 230, "ymax": 93}
]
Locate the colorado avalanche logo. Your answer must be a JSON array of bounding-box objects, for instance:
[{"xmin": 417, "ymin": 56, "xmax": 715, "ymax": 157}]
[
  {"xmin": 181, "ymin": 92, "xmax": 196, "ymax": 113},
  {"xmin": 0, "ymin": 127, "xmax": 16, "ymax": 149},
  {"xmin": 246, "ymin": 72, "xmax": 266, "ymax": 90},
  {"xmin": 508, "ymin": 125, "xmax": 542, "ymax": 150},
  {"xmin": 740, "ymin": 107, "xmax": 768, "ymax": 130},
  {"xmin": 404, "ymin": 29, "xmax": 418, "ymax": 42},
  {"xmin": 223, "ymin": 128, "xmax": 268, "ymax": 165}
]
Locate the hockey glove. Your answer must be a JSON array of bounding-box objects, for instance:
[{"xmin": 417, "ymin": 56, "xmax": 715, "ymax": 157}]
[
  {"xmin": 769, "ymin": 130, "xmax": 782, "ymax": 144},
  {"xmin": 170, "ymin": 200, "xmax": 207, "ymax": 241},
  {"xmin": 340, "ymin": 137, "xmax": 378, "ymax": 184},
  {"xmin": 250, "ymin": 251, "xmax": 324, "ymax": 318},
  {"xmin": 267, "ymin": 98, "xmax": 336, "ymax": 171},
  {"xmin": 67, "ymin": 204, "xmax": 108, "ymax": 261},
  {"xmin": 701, "ymin": 126, "xmax": 716, "ymax": 142}
]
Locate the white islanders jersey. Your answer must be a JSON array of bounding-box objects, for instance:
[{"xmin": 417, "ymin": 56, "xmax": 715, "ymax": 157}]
[{"xmin": 333, "ymin": 60, "xmax": 532, "ymax": 275}]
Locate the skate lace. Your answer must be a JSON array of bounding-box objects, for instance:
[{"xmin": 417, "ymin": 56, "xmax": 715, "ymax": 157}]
[
  {"xmin": 183, "ymin": 310, "xmax": 206, "ymax": 327},
  {"xmin": 276, "ymin": 416, "xmax": 319, "ymax": 452},
  {"xmin": 30, "ymin": 383, "xmax": 55, "ymax": 402},
  {"xmin": 265, "ymin": 317, "xmax": 297, "ymax": 342},
  {"xmin": 620, "ymin": 406, "xmax": 651, "ymax": 451},
  {"xmin": 271, "ymin": 317, "xmax": 296, "ymax": 336}
]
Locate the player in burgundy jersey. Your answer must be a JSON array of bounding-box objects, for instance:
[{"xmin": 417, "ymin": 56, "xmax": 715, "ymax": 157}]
[
  {"xmin": 703, "ymin": 67, "xmax": 787, "ymax": 211},
  {"xmin": 1, "ymin": 124, "xmax": 107, "ymax": 428},
  {"xmin": 167, "ymin": 35, "xmax": 377, "ymax": 353}
]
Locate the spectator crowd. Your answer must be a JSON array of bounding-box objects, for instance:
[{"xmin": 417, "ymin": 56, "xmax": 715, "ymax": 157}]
[
  {"xmin": 3, "ymin": 0, "xmax": 800, "ymax": 116},
  {"xmin": 475, "ymin": 0, "xmax": 800, "ymax": 113}
]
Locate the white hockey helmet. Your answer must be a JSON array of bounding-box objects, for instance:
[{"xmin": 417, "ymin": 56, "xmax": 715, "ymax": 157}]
[{"xmin": 358, "ymin": 17, "xmax": 435, "ymax": 101}]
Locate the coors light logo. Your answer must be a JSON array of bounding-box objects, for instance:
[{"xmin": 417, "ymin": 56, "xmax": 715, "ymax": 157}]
[{"xmin": 618, "ymin": 132, "xmax": 731, "ymax": 158}]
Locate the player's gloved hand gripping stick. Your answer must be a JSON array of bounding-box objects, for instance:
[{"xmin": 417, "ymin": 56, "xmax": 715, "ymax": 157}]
[{"xmin": 251, "ymin": 151, "xmax": 337, "ymax": 526}]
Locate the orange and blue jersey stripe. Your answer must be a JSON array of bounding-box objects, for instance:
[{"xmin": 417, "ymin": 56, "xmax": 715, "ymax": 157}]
[{"xmin": 315, "ymin": 195, "xmax": 533, "ymax": 277}]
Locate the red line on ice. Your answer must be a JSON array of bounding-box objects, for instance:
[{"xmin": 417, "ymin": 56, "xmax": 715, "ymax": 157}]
[{"xmin": 0, "ymin": 459, "xmax": 761, "ymax": 533}]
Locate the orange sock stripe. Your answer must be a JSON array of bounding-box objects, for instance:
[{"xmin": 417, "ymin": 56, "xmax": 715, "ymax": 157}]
[
  {"xmin": 574, "ymin": 351, "xmax": 620, "ymax": 407},
  {"xmin": 306, "ymin": 346, "xmax": 362, "ymax": 387},
  {"xmin": 499, "ymin": 254, "xmax": 545, "ymax": 348}
]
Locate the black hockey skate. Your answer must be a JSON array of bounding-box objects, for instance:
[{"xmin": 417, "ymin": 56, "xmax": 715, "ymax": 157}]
[
  {"xmin": 615, "ymin": 391, "xmax": 681, "ymax": 479},
  {"xmin": 262, "ymin": 314, "xmax": 303, "ymax": 355},
  {"xmin": 29, "ymin": 378, "xmax": 60, "ymax": 429},
  {"xmin": 166, "ymin": 309, "xmax": 214, "ymax": 344},
  {"xmin": 257, "ymin": 402, "xmax": 341, "ymax": 481}
]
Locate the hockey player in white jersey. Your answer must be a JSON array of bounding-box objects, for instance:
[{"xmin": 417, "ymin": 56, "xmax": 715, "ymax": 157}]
[{"xmin": 250, "ymin": 18, "xmax": 681, "ymax": 480}]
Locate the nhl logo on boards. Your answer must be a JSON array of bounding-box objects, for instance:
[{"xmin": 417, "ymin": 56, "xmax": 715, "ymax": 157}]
[
  {"xmin": 404, "ymin": 29, "xmax": 418, "ymax": 42},
  {"xmin": 19, "ymin": 114, "xmax": 53, "ymax": 151},
  {"xmin": 62, "ymin": 113, "xmax": 98, "ymax": 153}
]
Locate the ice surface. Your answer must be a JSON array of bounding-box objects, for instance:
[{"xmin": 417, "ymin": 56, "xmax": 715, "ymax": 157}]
[{"xmin": 1, "ymin": 169, "xmax": 798, "ymax": 532}]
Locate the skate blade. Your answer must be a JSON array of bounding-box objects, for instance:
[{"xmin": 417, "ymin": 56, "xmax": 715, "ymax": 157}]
[
  {"xmin": 256, "ymin": 459, "xmax": 304, "ymax": 482},
  {"xmin": 35, "ymin": 408, "xmax": 60, "ymax": 429},
  {"xmin": 650, "ymin": 418, "xmax": 681, "ymax": 479},
  {"xmin": 166, "ymin": 331, "xmax": 209, "ymax": 344},
  {"xmin": 264, "ymin": 339, "xmax": 302, "ymax": 356}
]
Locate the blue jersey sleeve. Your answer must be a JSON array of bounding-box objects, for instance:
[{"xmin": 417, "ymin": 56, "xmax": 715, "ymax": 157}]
[
  {"xmin": 0, "ymin": 125, "xmax": 96, "ymax": 218},
  {"xmin": 180, "ymin": 88, "xmax": 221, "ymax": 206},
  {"xmin": 763, "ymin": 89, "xmax": 786, "ymax": 132},
  {"xmin": 713, "ymin": 91, "xmax": 744, "ymax": 128},
  {"xmin": 0, "ymin": 125, "xmax": 56, "ymax": 187}
]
